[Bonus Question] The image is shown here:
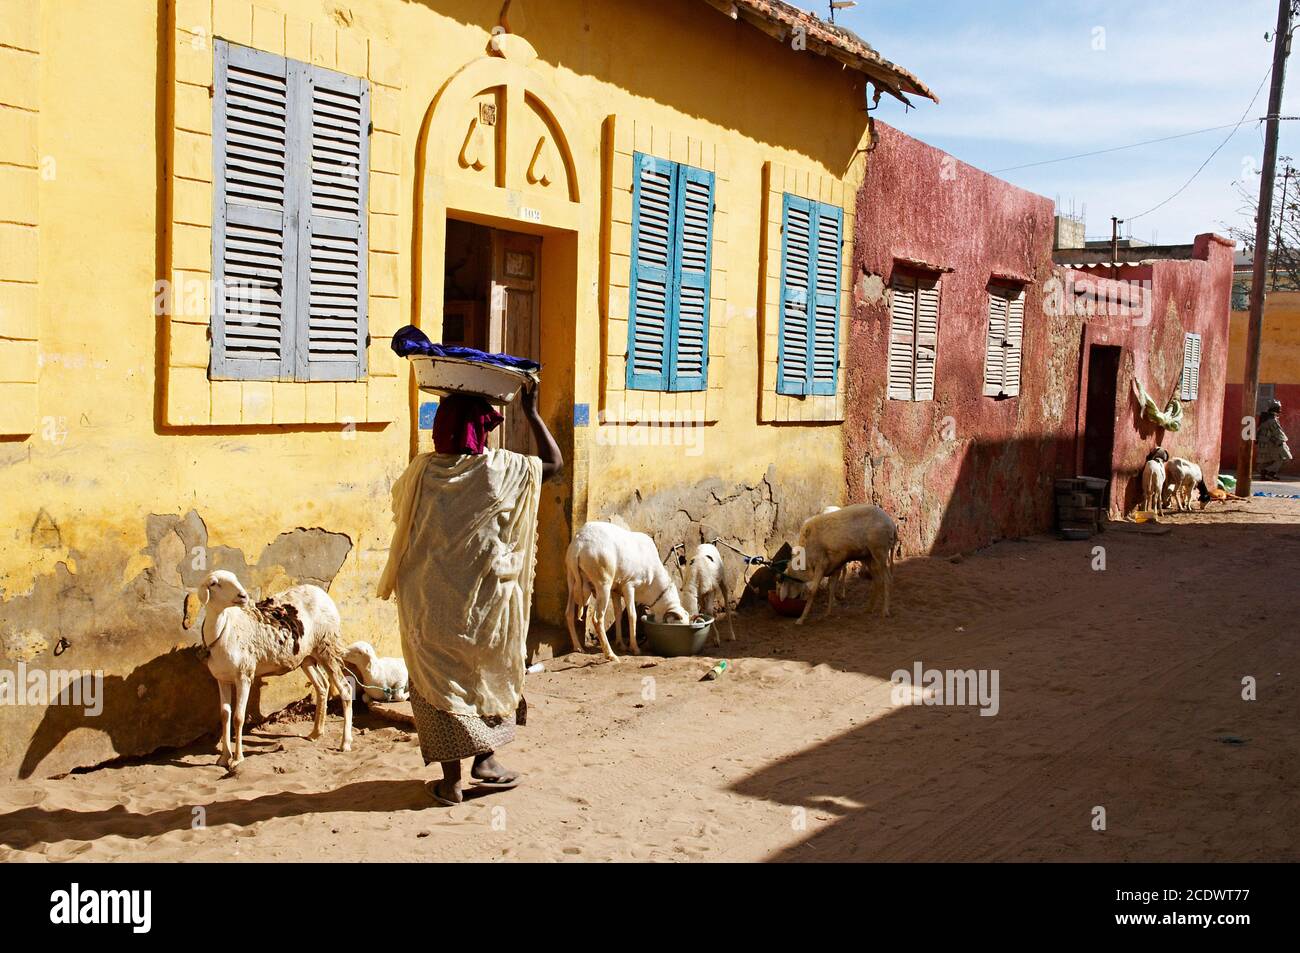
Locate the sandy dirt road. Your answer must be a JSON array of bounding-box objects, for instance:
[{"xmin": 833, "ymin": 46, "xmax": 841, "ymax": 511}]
[{"xmin": 1, "ymin": 494, "xmax": 1297, "ymax": 862}]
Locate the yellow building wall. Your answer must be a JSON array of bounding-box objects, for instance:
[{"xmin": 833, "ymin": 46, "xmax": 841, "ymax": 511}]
[
  {"xmin": 1227, "ymin": 291, "xmax": 1300, "ymax": 383},
  {"xmin": 0, "ymin": 0, "xmax": 875, "ymax": 779}
]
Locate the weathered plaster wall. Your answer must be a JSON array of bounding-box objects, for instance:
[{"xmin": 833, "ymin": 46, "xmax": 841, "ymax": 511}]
[
  {"xmin": 844, "ymin": 122, "xmax": 1080, "ymax": 555},
  {"xmin": 1075, "ymin": 234, "xmax": 1235, "ymax": 514}
]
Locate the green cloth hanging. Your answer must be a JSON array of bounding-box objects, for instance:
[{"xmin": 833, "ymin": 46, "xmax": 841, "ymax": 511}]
[{"xmin": 1132, "ymin": 378, "xmax": 1183, "ymax": 431}]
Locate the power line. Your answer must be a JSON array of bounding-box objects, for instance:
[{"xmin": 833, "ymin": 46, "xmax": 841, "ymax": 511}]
[
  {"xmin": 1127, "ymin": 63, "xmax": 1274, "ymax": 222},
  {"xmin": 991, "ymin": 121, "xmax": 1257, "ymax": 173}
]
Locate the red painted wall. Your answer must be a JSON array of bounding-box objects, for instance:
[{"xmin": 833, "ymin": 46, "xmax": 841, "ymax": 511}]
[
  {"xmin": 845, "ymin": 122, "xmax": 1235, "ymax": 553},
  {"xmin": 845, "ymin": 122, "xmax": 1078, "ymax": 554},
  {"xmin": 1073, "ymin": 235, "xmax": 1234, "ymax": 513}
]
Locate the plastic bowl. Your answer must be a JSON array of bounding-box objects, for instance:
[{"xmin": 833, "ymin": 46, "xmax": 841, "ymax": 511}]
[
  {"xmin": 409, "ymin": 355, "xmax": 535, "ymax": 405},
  {"xmin": 767, "ymin": 589, "xmax": 807, "ymax": 616},
  {"xmin": 641, "ymin": 615, "xmax": 713, "ymax": 657}
]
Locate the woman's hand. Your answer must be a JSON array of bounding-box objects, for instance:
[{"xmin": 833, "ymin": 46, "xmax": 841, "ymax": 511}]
[
  {"xmin": 520, "ymin": 378, "xmax": 539, "ymax": 416},
  {"xmin": 520, "ymin": 379, "xmax": 563, "ymax": 481}
]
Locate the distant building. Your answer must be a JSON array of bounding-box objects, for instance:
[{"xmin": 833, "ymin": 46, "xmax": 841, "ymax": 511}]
[{"xmin": 1220, "ymin": 291, "xmax": 1300, "ymax": 476}]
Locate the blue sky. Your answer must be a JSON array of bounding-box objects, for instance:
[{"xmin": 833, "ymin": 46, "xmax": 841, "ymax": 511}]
[{"xmin": 839, "ymin": 0, "xmax": 1300, "ymax": 245}]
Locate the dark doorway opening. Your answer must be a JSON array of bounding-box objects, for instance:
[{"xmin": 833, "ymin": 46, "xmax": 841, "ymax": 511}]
[
  {"xmin": 442, "ymin": 218, "xmax": 541, "ymax": 452},
  {"xmin": 1082, "ymin": 344, "xmax": 1121, "ymax": 483}
]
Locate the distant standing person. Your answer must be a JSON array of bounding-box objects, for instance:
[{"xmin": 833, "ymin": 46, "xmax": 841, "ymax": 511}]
[
  {"xmin": 378, "ymin": 381, "xmax": 562, "ymax": 806},
  {"xmin": 1257, "ymin": 399, "xmax": 1292, "ymax": 481}
]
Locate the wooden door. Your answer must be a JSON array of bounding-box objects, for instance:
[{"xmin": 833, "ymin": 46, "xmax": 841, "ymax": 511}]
[{"xmin": 488, "ymin": 230, "xmax": 541, "ymax": 452}]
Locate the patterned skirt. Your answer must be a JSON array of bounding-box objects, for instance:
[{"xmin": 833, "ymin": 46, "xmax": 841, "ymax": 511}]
[{"xmin": 409, "ymin": 686, "xmax": 518, "ymax": 764}]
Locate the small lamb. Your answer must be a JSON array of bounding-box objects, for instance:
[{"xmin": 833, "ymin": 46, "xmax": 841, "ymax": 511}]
[
  {"xmin": 681, "ymin": 542, "xmax": 738, "ymax": 644},
  {"xmin": 182, "ymin": 569, "xmax": 352, "ymax": 768},
  {"xmin": 343, "ymin": 640, "xmax": 410, "ymax": 702},
  {"xmin": 564, "ymin": 521, "xmax": 689, "ymax": 661}
]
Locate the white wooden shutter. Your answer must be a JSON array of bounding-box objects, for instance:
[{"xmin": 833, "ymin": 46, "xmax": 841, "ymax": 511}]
[
  {"xmin": 1002, "ymin": 288, "xmax": 1024, "ymax": 397},
  {"xmin": 887, "ymin": 275, "xmax": 917, "ymax": 400},
  {"xmin": 779, "ymin": 198, "xmax": 812, "ymax": 394},
  {"xmin": 211, "ymin": 41, "xmax": 297, "ymax": 380},
  {"xmin": 628, "ymin": 154, "xmax": 673, "ymax": 389},
  {"xmin": 913, "ymin": 277, "xmax": 940, "ymax": 401},
  {"xmin": 983, "ymin": 292, "xmax": 1008, "ymax": 397},
  {"xmin": 295, "ymin": 63, "xmax": 369, "ymax": 381},
  {"xmin": 1180, "ymin": 332, "xmax": 1201, "ymax": 400}
]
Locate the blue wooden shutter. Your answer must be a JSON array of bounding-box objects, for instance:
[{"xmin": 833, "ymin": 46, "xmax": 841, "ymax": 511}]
[
  {"xmin": 669, "ymin": 164, "xmax": 713, "ymax": 391},
  {"xmin": 809, "ymin": 202, "xmax": 841, "ymax": 395},
  {"xmin": 628, "ymin": 153, "xmax": 674, "ymax": 390},
  {"xmin": 777, "ymin": 194, "xmax": 812, "ymax": 395},
  {"xmin": 778, "ymin": 197, "xmax": 840, "ymax": 396},
  {"xmin": 211, "ymin": 40, "xmax": 299, "ymax": 380},
  {"xmin": 294, "ymin": 62, "xmax": 369, "ymax": 381}
]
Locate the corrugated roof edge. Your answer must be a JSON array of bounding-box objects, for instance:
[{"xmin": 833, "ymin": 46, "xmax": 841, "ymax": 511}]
[{"xmin": 700, "ymin": 0, "xmax": 938, "ymax": 104}]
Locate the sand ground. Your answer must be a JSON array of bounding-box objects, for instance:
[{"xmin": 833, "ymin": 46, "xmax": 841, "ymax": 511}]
[{"xmin": 1, "ymin": 492, "xmax": 1298, "ymax": 862}]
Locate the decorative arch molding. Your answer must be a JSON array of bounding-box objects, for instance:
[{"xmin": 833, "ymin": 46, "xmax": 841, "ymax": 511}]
[{"xmin": 413, "ymin": 32, "xmax": 588, "ymax": 320}]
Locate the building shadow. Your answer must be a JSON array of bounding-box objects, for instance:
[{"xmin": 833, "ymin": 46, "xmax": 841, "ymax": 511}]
[
  {"xmin": 721, "ymin": 515, "xmax": 1300, "ymax": 861},
  {"xmin": 0, "ymin": 778, "xmax": 432, "ymax": 851}
]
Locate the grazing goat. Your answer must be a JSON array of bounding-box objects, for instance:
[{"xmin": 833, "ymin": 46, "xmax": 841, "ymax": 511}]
[
  {"xmin": 1166, "ymin": 457, "xmax": 1205, "ymax": 512},
  {"xmin": 182, "ymin": 570, "xmax": 352, "ymax": 768},
  {"xmin": 681, "ymin": 542, "xmax": 737, "ymax": 644},
  {"xmin": 343, "ymin": 640, "xmax": 410, "ymax": 702},
  {"xmin": 564, "ymin": 522, "xmax": 689, "ymax": 661},
  {"xmin": 1142, "ymin": 458, "xmax": 1167, "ymax": 516},
  {"xmin": 794, "ymin": 504, "xmax": 898, "ymax": 625}
]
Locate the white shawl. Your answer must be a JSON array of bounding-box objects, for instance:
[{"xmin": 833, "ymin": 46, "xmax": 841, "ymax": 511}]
[{"xmin": 377, "ymin": 449, "xmax": 542, "ymax": 718}]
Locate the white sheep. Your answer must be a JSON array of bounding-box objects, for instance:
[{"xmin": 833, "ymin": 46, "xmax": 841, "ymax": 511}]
[
  {"xmin": 564, "ymin": 521, "xmax": 689, "ymax": 661},
  {"xmin": 817, "ymin": 505, "xmax": 853, "ymax": 598},
  {"xmin": 182, "ymin": 569, "xmax": 352, "ymax": 768},
  {"xmin": 794, "ymin": 504, "xmax": 898, "ymax": 625},
  {"xmin": 681, "ymin": 542, "xmax": 738, "ymax": 644},
  {"xmin": 1166, "ymin": 457, "xmax": 1205, "ymax": 512},
  {"xmin": 1142, "ymin": 458, "xmax": 1167, "ymax": 516},
  {"xmin": 343, "ymin": 640, "xmax": 410, "ymax": 703}
]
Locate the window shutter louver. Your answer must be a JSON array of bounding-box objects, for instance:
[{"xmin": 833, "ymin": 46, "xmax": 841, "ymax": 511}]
[
  {"xmin": 1002, "ymin": 288, "xmax": 1024, "ymax": 397},
  {"xmin": 670, "ymin": 165, "xmax": 713, "ymax": 392},
  {"xmin": 983, "ymin": 292, "xmax": 1008, "ymax": 397},
  {"xmin": 809, "ymin": 203, "xmax": 841, "ymax": 395},
  {"xmin": 627, "ymin": 153, "xmax": 714, "ymax": 392},
  {"xmin": 887, "ymin": 275, "xmax": 917, "ymax": 399},
  {"xmin": 777, "ymin": 196, "xmax": 841, "ymax": 397},
  {"xmin": 211, "ymin": 41, "xmax": 369, "ymax": 384},
  {"xmin": 1181, "ymin": 332, "xmax": 1202, "ymax": 400},
  {"xmin": 778, "ymin": 196, "xmax": 812, "ymax": 395},
  {"xmin": 212, "ymin": 41, "xmax": 297, "ymax": 380},
  {"xmin": 628, "ymin": 153, "xmax": 674, "ymax": 390},
  {"xmin": 913, "ymin": 278, "xmax": 940, "ymax": 401},
  {"xmin": 296, "ymin": 64, "xmax": 369, "ymax": 381}
]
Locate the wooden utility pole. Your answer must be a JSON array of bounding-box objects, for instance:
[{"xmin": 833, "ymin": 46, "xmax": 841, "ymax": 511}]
[{"xmin": 1238, "ymin": 0, "xmax": 1293, "ymax": 496}]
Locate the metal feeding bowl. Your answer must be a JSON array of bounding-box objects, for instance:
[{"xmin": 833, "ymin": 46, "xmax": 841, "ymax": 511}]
[{"xmin": 641, "ymin": 614, "xmax": 714, "ymax": 657}]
